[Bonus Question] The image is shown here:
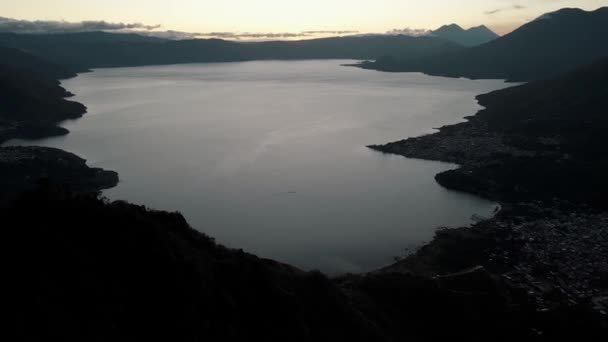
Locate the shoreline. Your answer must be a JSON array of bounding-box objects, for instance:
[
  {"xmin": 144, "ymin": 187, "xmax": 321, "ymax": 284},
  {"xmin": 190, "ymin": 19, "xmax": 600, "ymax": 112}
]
[
  {"xmin": 2, "ymin": 67, "xmax": 520, "ymax": 265},
  {"xmin": 365, "ymin": 88, "xmax": 608, "ymax": 317},
  {"xmin": 6, "ymin": 61, "xmax": 608, "ymax": 312},
  {"xmin": 5, "ymin": 64, "xmax": 603, "ymax": 277},
  {"xmin": 3, "ymin": 60, "xmax": 607, "ymax": 339},
  {"xmin": 12, "ymin": 66, "xmax": 505, "ymax": 275},
  {"xmin": 0, "ymin": 70, "xmax": 119, "ymax": 203}
]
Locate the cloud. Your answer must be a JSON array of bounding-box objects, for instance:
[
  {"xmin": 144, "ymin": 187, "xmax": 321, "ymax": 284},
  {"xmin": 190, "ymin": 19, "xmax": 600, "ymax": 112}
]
[
  {"xmin": 197, "ymin": 30, "xmax": 358, "ymax": 40},
  {"xmin": 385, "ymin": 28, "xmax": 431, "ymax": 37},
  {"xmin": 133, "ymin": 30, "xmax": 201, "ymax": 40},
  {"xmin": 485, "ymin": 4, "xmax": 527, "ymax": 15},
  {"xmin": 301, "ymin": 30, "xmax": 359, "ymax": 35},
  {"xmin": 0, "ymin": 17, "xmax": 358, "ymax": 41},
  {"xmin": 198, "ymin": 31, "xmax": 311, "ymax": 39},
  {"xmin": 0, "ymin": 17, "xmax": 160, "ymax": 34}
]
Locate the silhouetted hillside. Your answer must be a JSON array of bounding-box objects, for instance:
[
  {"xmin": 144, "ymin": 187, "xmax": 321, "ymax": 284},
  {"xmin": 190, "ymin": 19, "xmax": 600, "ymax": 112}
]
[
  {"xmin": 0, "ymin": 147, "xmax": 118, "ymax": 204},
  {"xmin": 0, "ymin": 32, "xmax": 463, "ymax": 71},
  {"xmin": 8, "ymin": 186, "xmax": 603, "ymax": 341},
  {"xmin": 3, "ymin": 13, "xmax": 608, "ymax": 340},
  {"xmin": 0, "ymin": 65, "xmax": 86, "ymax": 143},
  {"xmin": 0, "ymin": 67, "xmax": 84, "ymax": 122},
  {"xmin": 3, "ymin": 186, "xmax": 387, "ymax": 341},
  {"xmin": 432, "ymin": 24, "xmax": 498, "ymax": 47},
  {"xmin": 370, "ymin": 57, "xmax": 608, "ymax": 206},
  {"xmin": 368, "ymin": 7, "xmax": 608, "ymax": 81},
  {"xmin": 366, "ymin": 58, "xmax": 608, "ymax": 335},
  {"xmin": 245, "ymin": 35, "xmax": 463, "ymax": 60},
  {"xmin": 475, "ymin": 57, "xmax": 608, "ymax": 153},
  {"xmin": 0, "ymin": 46, "xmax": 75, "ymax": 79},
  {"xmin": 0, "ymin": 43, "xmax": 91, "ymax": 143}
]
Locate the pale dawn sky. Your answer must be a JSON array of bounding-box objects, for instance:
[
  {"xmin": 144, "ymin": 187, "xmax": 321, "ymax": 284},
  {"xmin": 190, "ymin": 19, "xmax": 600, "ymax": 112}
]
[{"xmin": 1, "ymin": 0, "xmax": 606, "ymax": 37}]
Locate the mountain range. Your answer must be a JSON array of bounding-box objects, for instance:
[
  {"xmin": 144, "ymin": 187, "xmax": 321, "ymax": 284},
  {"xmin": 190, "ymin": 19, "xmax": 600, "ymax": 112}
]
[
  {"xmin": 371, "ymin": 56, "xmax": 608, "ymax": 205},
  {"xmin": 3, "ymin": 6, "xmax": 608, "ymax": 340},
  {"xmin": 368, "ymin": 7, "xmax": 608, "ymax": 81},
  {"xmin": 432, "ymin": 24, "xmax": 498, "ymax": 47},
  {"xmin": 3, "ymin": 26, "xmax": 608, "ymax": 342},
  {"xmin": 1, "ymin": 7, "xmax": 606, "ymax": 82},
  {"xmin": 0, "ymin": 46, "xmax": 85, "ymax": 143},
  {"xmin": 0, "ymin": 32, "xmax": 463, "ymax": 72},
  {"xmin": 0, "ymin": 46, "xmax": 75, "ymax": 79}
]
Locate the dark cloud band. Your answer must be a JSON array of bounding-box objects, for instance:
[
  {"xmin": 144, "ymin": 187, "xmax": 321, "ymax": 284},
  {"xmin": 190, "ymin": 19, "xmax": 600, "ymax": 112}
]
[
  {"xmin": 0, "ymin": 17, "xmax": 358, "ymax": 40},
  {"xmin": 0, "ymin": 17, "xmax": 160, "ymax": 34}
]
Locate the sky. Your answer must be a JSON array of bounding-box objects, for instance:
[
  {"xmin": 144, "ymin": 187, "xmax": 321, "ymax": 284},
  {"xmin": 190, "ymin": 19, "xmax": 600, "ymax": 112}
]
[{"xmin": 0, "ymin": 0, "xmax": 606, "ymax": 38}]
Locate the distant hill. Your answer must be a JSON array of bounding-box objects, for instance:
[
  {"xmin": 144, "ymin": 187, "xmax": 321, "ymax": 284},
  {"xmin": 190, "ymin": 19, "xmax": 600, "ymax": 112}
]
[
  {"xmin": 368, "ymin": 7, "xmax": 608, "ymax": 81},
  {"xmin": 3, "ymin": 20, "xmax": 608, "ymax": 342},
  {"xmin": 0, "ymin": 46, "xmax": 75, "ymax": 79},
  {"xmin": 475, "ymin": 57, "xmax": 608, "ymax": 155},
  {"xmin": 371, "ymin": 56, "xmax": 608, "ymax": 205},
  {"xmin": 0, "ymin": 66, "xmax": 84, "ymax": 123},
  {"xmin": 432, "ymin": 24, "xmax": 498, "ymax": 47},
  {"xmin": 0, "ymin": 32, "xmax": 463, "ymax": 72},
  {"xmin": 0, "ymin": 31, "xmax": 168, "ymax": 45},
  {"xmin": 0, "ymin": 48, "xmax": 86, "ymax": 143}
]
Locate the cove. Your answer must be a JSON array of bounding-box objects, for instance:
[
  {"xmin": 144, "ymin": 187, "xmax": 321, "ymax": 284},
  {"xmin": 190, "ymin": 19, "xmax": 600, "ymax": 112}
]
[{"xmin": 8, "ymin": 60, "xmax": 509, "ymax": 274}]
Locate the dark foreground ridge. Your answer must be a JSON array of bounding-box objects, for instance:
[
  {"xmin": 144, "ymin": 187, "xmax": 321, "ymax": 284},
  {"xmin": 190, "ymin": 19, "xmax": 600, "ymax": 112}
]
[
  {"xmin": 2, "ymin": 24, "xmax": 608, "ymax": 340},
  {"xmin": 0, "ymin": 146, "xmax": 118, "ymax": 203},
  {"xmin": 6, "ymin": 186, "xmax": 605, "ymax": 341},
  {"xmin": 5, "ymin": 186, "xmax": 384, "ymax": 341},
  {"xmin": 2, "ymin": 61, "xmax": 606, "ymax": 342},
  {"xmin": 369, "ymin": 57, "xmax": 608, "ymax": 326}
]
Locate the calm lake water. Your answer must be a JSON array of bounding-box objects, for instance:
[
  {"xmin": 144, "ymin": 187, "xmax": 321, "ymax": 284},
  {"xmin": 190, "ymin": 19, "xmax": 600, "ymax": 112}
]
[{"xmin": 8, "ymin": 60, "xmax": 509, "ymax": 274}]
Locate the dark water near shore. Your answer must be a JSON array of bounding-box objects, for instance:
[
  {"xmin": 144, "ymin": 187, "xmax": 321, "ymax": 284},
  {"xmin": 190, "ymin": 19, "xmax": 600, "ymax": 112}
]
[{"xmin": 8, "ymin": 60, "xmax": 509, "ymax": 273}]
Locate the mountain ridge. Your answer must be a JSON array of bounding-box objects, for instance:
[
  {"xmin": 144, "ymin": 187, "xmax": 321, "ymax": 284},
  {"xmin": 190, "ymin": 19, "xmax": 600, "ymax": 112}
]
[
  {"xmin": 431, "ymin": 23, "xmax": 498, "ymax": 47},
  {"xmin": 2, "ymin": 11, "xmax": 608, "ymax": 340},
  {"xmin": 366, "ymin": 6, "xmax": 608, "ymax": 81},
  {"xmin": 370, "ymin": 56, "xmax": 608, "ymax": 205},
  {"xmin": 0, "ymin": 32, "xmax": 463, "ymax": 72}
]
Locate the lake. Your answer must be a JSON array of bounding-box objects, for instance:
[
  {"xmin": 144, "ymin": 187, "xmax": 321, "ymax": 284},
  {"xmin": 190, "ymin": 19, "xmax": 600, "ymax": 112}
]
[{"xmin": 8, "ymin": 60, "xmax": 509, "ymax": 274}]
